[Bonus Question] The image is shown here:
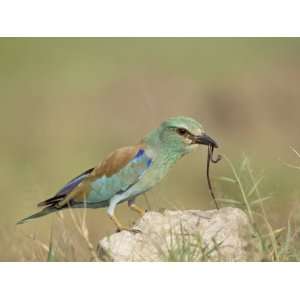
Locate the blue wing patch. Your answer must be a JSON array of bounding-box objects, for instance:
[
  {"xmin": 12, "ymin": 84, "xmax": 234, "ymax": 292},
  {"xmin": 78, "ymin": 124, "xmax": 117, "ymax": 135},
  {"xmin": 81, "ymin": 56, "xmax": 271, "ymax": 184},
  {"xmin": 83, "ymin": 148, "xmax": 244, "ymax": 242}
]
[{"xmin": 134, "ymin": 149, "xmax": 145, "ymax": 159}]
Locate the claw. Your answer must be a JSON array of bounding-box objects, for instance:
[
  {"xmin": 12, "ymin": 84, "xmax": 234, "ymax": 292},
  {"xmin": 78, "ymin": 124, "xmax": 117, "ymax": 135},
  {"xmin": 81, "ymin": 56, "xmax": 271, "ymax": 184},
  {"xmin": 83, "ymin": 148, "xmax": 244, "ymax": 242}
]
[
  {"xmin": 116, "ymin": 227, "xmax": 142, "ymax": 234},
  {"xmin": 129, "ymin": 228, "xmax": 142, "ymax": 234}
]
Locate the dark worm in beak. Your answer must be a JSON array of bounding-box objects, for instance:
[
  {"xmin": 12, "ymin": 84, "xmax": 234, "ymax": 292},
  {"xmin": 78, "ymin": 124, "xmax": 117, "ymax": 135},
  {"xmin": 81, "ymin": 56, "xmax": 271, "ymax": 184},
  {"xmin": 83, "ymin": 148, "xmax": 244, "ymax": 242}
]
[
  {"xmin": 196, "ymin": 133, "xmax": 221, "ymax": 209},
  {"xmin": 206, "ymin": 143, "xmax": 222, "ymax": 209}
]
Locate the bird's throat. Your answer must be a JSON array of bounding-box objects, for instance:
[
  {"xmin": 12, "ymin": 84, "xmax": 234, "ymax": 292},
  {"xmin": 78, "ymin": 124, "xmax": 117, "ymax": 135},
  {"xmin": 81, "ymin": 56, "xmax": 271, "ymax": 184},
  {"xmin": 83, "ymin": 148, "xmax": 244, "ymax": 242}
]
[{"xmin": 146, "ymin": 145, "xmax": 183, "ymax": 183}]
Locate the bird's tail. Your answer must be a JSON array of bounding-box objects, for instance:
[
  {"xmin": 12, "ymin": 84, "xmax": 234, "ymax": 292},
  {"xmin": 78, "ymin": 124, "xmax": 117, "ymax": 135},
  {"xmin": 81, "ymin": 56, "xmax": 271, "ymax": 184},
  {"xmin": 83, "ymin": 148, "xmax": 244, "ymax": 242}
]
[{"xmin": 16, "ymin": 206, "xmax": 59, "ymax": 225}]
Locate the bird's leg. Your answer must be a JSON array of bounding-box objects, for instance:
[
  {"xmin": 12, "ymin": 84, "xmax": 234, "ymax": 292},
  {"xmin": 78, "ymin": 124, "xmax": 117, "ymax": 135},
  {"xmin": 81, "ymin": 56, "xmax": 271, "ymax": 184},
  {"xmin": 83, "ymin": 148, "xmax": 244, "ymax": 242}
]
[
  {"xmin": 108, "ymin": 196, "xmax": 142, "ymax": 233},
  {"xmin": 128, "ymin": 199, "xmax": 146, "ymax": 217},
  {"xmin": 130, "ymin": 204, "xmax": 146, "ymax": 217}
]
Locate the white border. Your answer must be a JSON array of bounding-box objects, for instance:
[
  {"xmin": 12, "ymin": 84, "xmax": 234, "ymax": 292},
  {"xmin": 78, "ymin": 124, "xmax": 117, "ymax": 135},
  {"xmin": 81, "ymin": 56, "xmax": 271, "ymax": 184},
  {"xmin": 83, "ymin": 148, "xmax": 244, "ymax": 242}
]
[
  {"xmin": 0, "ymin": 262, "xmax": 298, "ymax": 300},
  {"xmin": 0, "ymin": 0, "xmax": 299, "ymax": 36}
]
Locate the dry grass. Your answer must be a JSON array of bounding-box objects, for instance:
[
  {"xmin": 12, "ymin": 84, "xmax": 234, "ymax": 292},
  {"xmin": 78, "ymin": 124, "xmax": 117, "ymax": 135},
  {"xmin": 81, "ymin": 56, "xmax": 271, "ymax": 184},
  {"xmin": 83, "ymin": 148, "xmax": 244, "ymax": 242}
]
[{"xmin": 5, "ymin": 208, "xmax": 101, "ymax": 262}]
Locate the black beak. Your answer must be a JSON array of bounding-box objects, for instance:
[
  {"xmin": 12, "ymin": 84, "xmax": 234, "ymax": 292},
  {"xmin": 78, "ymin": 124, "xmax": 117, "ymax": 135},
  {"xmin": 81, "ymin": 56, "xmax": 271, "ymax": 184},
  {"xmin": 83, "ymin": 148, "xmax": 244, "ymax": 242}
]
[{"xmin": 195, "ymin": 133, "xmax": 219, "ymax": 148}]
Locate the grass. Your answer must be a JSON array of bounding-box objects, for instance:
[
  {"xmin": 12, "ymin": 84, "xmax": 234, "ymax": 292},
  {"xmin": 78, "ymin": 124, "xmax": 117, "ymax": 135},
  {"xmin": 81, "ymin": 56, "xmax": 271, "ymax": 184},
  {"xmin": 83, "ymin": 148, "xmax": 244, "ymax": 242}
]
[
  {"xmin": 215, "ymin": 152, "xmax": 300, "ymax": 261},
  {"xmin": 157, "ymin": 224, "xmax": 224, "ymax": 262}
]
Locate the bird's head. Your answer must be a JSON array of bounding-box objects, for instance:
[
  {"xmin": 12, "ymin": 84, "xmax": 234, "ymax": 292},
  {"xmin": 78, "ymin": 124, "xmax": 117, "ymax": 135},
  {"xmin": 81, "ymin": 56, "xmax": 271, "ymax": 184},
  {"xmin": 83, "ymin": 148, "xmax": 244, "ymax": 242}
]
[{"xmin": 145, "ymin": 116, "xmax": 218, "ymax": 155}]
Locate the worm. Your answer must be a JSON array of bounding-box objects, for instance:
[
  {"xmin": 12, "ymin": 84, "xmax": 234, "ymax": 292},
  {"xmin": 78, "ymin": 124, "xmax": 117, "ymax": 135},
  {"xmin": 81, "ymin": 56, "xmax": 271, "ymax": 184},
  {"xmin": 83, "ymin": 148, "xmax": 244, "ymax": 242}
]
[{"xmin": 206, "ymin": 144, "xmax": 222, "ymax": 209}]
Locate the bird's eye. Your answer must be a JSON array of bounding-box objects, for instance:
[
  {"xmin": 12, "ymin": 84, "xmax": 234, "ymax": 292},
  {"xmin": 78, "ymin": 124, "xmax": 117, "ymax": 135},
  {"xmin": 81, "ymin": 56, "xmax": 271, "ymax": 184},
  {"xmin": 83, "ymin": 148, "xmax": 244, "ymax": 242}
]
[{"xmin": 176, "ymin": 128, "xmax": 188, "ymax": 136}]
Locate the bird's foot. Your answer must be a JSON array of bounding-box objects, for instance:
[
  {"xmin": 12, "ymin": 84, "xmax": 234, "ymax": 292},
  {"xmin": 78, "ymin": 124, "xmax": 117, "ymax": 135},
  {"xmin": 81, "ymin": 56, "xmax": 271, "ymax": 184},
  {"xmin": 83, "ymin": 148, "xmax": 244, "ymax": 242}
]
[{"xmin": 109, "ymin": 214, "xmax": 142, "ymax": 234}]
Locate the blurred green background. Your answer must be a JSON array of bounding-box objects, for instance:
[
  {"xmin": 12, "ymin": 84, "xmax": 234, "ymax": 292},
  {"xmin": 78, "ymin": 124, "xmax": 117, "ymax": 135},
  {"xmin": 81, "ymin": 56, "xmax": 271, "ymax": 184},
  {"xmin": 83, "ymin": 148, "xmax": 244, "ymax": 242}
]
[{"xmin": 1, "ymin": 38, "xmax": 300, "ymax": 260}]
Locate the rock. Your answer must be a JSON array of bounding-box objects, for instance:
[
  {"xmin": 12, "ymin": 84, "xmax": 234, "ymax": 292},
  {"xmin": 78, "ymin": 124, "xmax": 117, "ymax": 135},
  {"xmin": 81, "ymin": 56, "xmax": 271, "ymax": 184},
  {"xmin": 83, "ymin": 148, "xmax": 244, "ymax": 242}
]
[{"xmin": 97, "ymin": 207, "xmax": 260, "ymax": 261}]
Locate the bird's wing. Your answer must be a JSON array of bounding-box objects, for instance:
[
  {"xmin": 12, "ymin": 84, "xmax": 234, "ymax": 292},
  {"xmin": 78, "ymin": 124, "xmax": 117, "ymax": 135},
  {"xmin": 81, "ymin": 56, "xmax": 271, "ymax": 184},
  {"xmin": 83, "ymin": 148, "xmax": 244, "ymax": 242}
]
[
  {"xmin": 57, "ymin": 167, "xmax": 95, "ymax": 196},
  {"xmin": 38, "ymin": 144, "xmax": 152, "ymax": 208},
  {"xmin": 37, "ymin": 168, "xmax": 95, "ymax": 207}
]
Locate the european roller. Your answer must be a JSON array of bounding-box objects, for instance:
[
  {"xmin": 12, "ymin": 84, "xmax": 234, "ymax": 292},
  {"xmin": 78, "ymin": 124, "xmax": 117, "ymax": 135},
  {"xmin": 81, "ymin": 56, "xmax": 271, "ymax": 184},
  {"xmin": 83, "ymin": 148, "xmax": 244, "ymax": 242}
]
[{"xmin": 17, "ymin": 116, "xmax": 218, "ymax": 231}]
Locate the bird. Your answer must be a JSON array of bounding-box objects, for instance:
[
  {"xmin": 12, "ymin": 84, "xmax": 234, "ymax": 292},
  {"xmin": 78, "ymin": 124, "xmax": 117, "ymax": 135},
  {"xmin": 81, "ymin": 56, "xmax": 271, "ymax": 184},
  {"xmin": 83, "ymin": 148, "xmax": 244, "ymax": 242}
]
[{"xmin": 17, "ymin": 116, "xmax": 218, "ymax": 232}]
